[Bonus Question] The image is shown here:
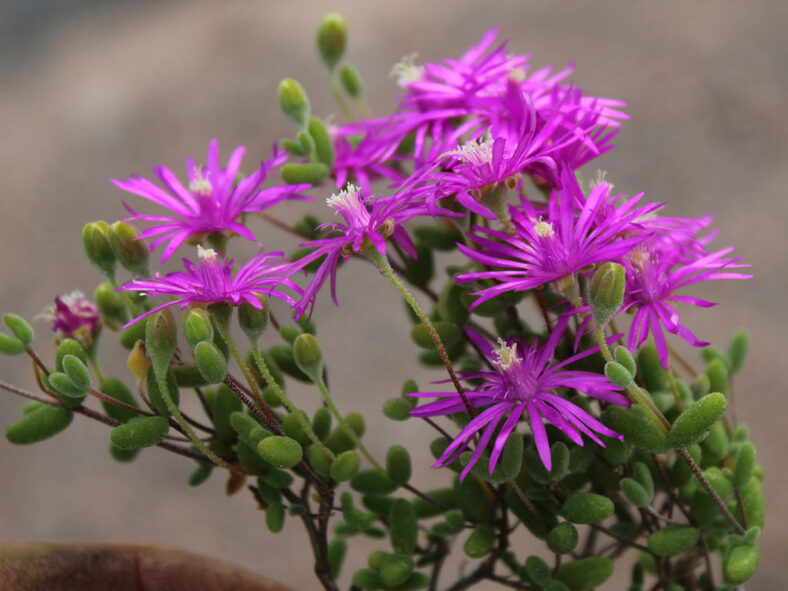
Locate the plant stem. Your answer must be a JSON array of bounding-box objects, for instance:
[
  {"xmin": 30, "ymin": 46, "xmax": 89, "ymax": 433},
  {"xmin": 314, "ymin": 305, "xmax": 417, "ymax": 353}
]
[
  {"xmin": 329, "ymin": 73, "xmax": 354, "ymax": 121},
  {"xmin": 366, "ymin": 247, "xmax": 473, "ymax": 415}
]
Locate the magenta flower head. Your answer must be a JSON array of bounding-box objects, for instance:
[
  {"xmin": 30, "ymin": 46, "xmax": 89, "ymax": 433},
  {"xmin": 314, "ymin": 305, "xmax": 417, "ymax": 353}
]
[
  {"xmin": 410, "ymin": 317, "xmax": 627, "ymax": 480},
  {"xmin": 457, "ymin": 175, "xmax": 661, "ymax": 309},
  {"xmin": 119, "ymin": 246, "xmax": 302, "ymax": 326},
  {"xmin": 113, "ymin": 139, "xmax": 310, "ymax": 263},
  {"xmin": 623, "ymin": 237, "xmax": 752, "ymax": 369},
  {"xmin": 38, "ymin": 291, "xmax": 100, "ymax": 346}
]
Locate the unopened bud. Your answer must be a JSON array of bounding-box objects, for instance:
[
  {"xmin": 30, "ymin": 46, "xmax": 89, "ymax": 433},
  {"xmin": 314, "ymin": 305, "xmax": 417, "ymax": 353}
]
[
  {"xmin": 316, "ymin": 13, "xmax": 347, "ymax": 71},
  {"xmin": 145, "ymin": 309, "xmax": 177, "ymax": 380},
  {"xmin": 95, "ymin": 283, "xmax": 128, "ymax": 327},
  {"xmin": 127, "ymin": 340, "xmax": 150, "ymax": 384},
  {"xmin": 108, "ymin": 221, "xmax": 150, "ymax": 276},
  {"xmin": 194, "ymin": 341, "xmax": 227, "ymax": 384},
  {"xmin": 339, "ymin": 63, "xmax": 363, "ymax": 97},
  {"xmin": 293, "ymin": 333, "xmax": 323, "ymax": 381},
  {"xmin": 238, "ymin": 296, "xmax": 268, "ymax": 343},
  {"xmin": 183, "ymin": 308, "xmax": 213, "ymax": 348},
  {"xmin": 589, "ymin": 262, "xmax": 626, "ymax": 328},
  {"xmin": 308, "ymin": 116, "xmax": 335, "ymax": 168},
  {"xmin": 604, "ymin": 361, "xmax": 633, "ymax": 388},
  {"xmin": 278, "ymin": 78, "xmax": 311, "ymax": 127},
  {"xmin": 82, "ymin": 221, "xmax": 116, "ymax": 279}
]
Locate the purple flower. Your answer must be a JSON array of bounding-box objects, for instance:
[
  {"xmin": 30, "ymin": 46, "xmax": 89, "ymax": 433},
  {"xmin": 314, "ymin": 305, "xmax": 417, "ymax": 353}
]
[
  {"xmin": 119, "ymin": 246, "xmax": 301, "ymax": 325},
  {"xmin": 113, "ymin": 139, "xmax": 309, "ymax": 262},
  {"xmin": 457, "ymin": 174, "xmax": 661, "ymax": 308},
  {"xmin": 38, "ymin": 291, "xmax": 100, "ymax": 345},
  {"xmin": 285, "ymin": 184, "xmax": 450, "ymax": 319},
  {"xmin": 623, "ymin": 239, "xmax": 752, "ymax": 368},
  {"xmin": 410, "ymin": 318, "xmax": 627, "ymax": 479}
]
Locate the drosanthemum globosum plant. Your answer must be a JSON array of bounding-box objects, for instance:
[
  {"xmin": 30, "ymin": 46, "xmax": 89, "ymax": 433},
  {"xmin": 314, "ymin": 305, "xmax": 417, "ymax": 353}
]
[{"xmin": 0, "ymin": 13, "xmax": 763, "ymax": 591}]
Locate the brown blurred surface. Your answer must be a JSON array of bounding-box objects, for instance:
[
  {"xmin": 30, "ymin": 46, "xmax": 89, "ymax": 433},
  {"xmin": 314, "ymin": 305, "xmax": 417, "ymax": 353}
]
[{"xmin": 0, "ymin": 1, "xmax": 785, "ymax": 589}]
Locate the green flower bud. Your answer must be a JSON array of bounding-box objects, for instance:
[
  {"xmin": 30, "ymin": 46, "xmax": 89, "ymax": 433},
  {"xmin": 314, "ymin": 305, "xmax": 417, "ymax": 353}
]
[
  {"xmin": 386, "ymin": 445, "xmax": 412, "ymax": 486},
  {"xmin": 339, "ymin": 63, "xmax": 363, "ymax": 97},
  {"xmin": 351, "ymin": 469, "xmax": 397, "ymax": 496},
  {"xmin": 588, "ymin": 262, "xmax": 626, "ymax": 327},
  {"xmin": 646, "ymin": 526, "xmax": 699, "ymax": 556},
  {"xmin": 380, "ymin": 554, "xmax": 414, "ymax": 587},
  {"xmin": 238, "ymin": 296, "xmax": 268, "ymax": 343},
  {"xmin": 330, "ymin": 450, "xmax": 360, "ymax": 482},
  {"xmin": 614, "ymin": 346, "xmax": 636, "ymax": 375},
  {"xmin": 281, "ymin": 162, "xmax": 329, "ymax": 187},
  {"xmin": 724, "ymin": 543, "xmax": 759, "ymax": 585},
  {"xmin": 728, "ymin": 329, "xmax": 749, "ymax": 373},
  {"xmin": 265, "ymin": 501, "xmax": 286, "ymax": 533},
  {"xmin": 109, "ymin": 415, "xmax": 169, "ymax": 450},
  {"xmin": 183, "ymin": 309, "xmax": 213, "ymax": 348},
  {"xmin": 292, "ymin": 333, "xmax": 324, "ymax": 381},
  {"xmin": 316, "ymin": 13, "xmax": 347, "ymax": 70},
  {"xmin": 732, "ymin": 442, "xmax": 756, "ymax": 489},
  {"xmin": 145, "ymin": 309, "xmax": 177, "ymax": 381},
  {"xmin": 5, "ymin": 404, "xmax": 73, "ymax": 445},
  {"xmin": 604, "ymin": 361, "xmax": 633, "ymax": 388},
  {"xmin": 256, "ymin": 435, "xmax": 302, "ymax": 469},
  {"xmin": 193, "ymin": 341, "xmax": 227, "ymax": 384},
  {"xmin": 82, "ymin": 221, "xmax": 116, "ymax": 279},
  {"xmin": 382, "ymin": 396, "xmax": 413, "ymax": 421},
  {"xmin": 327, "ymin": 538, "xmax": 347, "ymax": 580},
  {"xmin": 99, "ymin": 377, "xmax": 140, "ymax": 423},
  {"xmin": 562, "ymin": 492, "xmax": 614, "ymax": 524},
  {"xmin": 463, "ymin": 522, "xmax": 496, "ymax": 558},
  {"xmin": 621, "ymin": 478, "xmax": 652, "ymax": 508},
  {"xmin": 556, "ymin": 557, "xmax": 614, "ymax": 591},
  {"xmin": 410, "ymin": 321, "xmax": 460, "ymax": 349},
  {"xmin": 668, "ymin": 392, "xmax": 727, "ymax": 449},
  {"xmin": 389, "ymin": 498, "xmax": 418, "ymax": 554},
  {"xmin": 95, "ymin": 283, "xmax": 128, "ymax": 327},
  {"xmin": 108, "ymin": 221, "xmax": 149, "ymax": 276},
  {"xmin": 3, "ymin": 314, "xmax": 33, "ymax": 348},
  {"xmin": 706, "ymin": 358, "xmax": 729, "ymax": 397},
  {"xmin": 62, "ymin": 354, "xmax": 92, "ymax": 391},
  {"xmin": 308, "ymin": 116, "xmax": 335, "ymax": 168},
  {"xmin": 547, "ymin": 522, "xmax": 579, "ymax": 555},
  {"xmin": 277, "ymin": 78, "xmax": 311, "ymax": 127},
  {"xmin": 0, "ymin": 333, "xmax": 25, "ymax": 356}
]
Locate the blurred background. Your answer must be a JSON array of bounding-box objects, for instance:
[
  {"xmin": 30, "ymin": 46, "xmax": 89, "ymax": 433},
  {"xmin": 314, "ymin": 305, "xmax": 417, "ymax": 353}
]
[{"xmin": 0, "ymin": 1, "xmax": 785, "ymax": 589}]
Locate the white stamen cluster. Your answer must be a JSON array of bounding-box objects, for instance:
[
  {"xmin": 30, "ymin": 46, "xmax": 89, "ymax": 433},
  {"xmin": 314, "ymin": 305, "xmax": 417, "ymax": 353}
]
[
  {"xmin": 197, "ymin": 245, "xmax": 219, "ymax": 262},
  {"xmin": 390, "ymin": 54, "xmax": 424, "ymax": 87},
  {"xmin": 189, "ymin": 170, "xmax": 213, "ymax": 196},
  {"xmin": 492, "ymin": 338, "xmax": 521, "ymax": 371},
  {"xmin": 589, "ymin": 169, "xmax": 614, "ymax": 192},
  {"xmin": 326, "ymin": 184, "xmax": 363, "ymax": 214},
  {"xmin": 533, "ymin": 219, "xmax": 555, "ymax": 239},
  {"xmin": 453, "ymin": 136, "xmax": 494, "ymax": 167}
]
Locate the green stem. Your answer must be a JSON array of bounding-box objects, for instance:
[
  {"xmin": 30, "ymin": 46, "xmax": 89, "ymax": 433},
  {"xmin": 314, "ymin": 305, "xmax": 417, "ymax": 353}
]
[
  {"xmin": 329, "ymin": 74, "xmax": 354, "ymax": 121},
  {"xmin": 366, "ymin": 248, "xmax": 474, "ymax": 415},
  {"xmin": 314, "ymin": 373, "xmax": 385, "ymax": 475},
  {"xmin": 155, "ymin": 372, "xmax": 231, "ymax": 470},
  {"xmin": 250, "ymin": 343, "xmax": 333, "ymax": 460}
]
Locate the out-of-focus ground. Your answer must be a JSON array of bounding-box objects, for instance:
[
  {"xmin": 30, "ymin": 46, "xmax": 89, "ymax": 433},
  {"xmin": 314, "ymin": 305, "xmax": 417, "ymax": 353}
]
[{"xmin": 0, "ymin": 1, "xmax": 785, "ymax": 589}]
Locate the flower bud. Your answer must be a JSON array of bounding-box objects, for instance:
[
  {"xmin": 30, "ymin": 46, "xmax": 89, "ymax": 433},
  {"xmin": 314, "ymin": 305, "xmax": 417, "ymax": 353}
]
[
  {"xmin": 256, "ymin": 435, "xmax": 303, "ymax": 469},
  {"xmin": 305, "ymin": 118, "xmax": 336, "ymax": 170},
  {"xmin": 647, "ymin": 526, "xmax": 700, "ymax": 557},
  {"xmin": 316, "ymin": 13, "xmax": 347, "ymax": 70},
  {"xmin": 547, "ymin": 523, "xmax": 579, "ymax": 555},
  {"xmin": 82, "ymin": 221, "xmax": 116, "ymax": 279},
  {"xmin": 194, "ymin": 341, "xmax": 227, "ymax": 384},
  {"xmin": 330, "ymin": 450, "xmax": 360, "ymax": 482},
  {"xmin": 145, "ymin": 309, "xmax": 177, "ymax": 380},
  {"xmin": 604, "ymin": 361, "xmax": 633, "ymax": 388},
  {"xmin": 556, "ymin": 557, "xmax": 614, "ymax": 590},
  {"xmin": 126, "ymin": 339, "xmax": 150, "ymax": 384},
  {"xmin": 3, "ymin": 314, "xmax": 33, "ymax": 348},
  {"xmin": 588, "ymin": 262, "xmax": 625, "ymax": 328},
  {"xmin": 277, "ymin": 78, "xmax": 311, "ymax": 127},
  {"xmin": 281, "ymin": 162, "xmax": 329, "ymax": 187},
  {"xmin": 293, "ymin": 333, "xmax": 323, "ymax": 381},
  {"xmin": 561, "ymin": 492, "xmax": 614, "ymax": 524},
  {"xmin": 668, "ymin": 392, "xmax": 727, "ymax": 449},
  {"xmin": 183, "ymin": 308, "xmax": 213, "ymax": 348},
  {"xmin": 339, "ymin": 63, "xmax": 363, "ymax": 97},
  {"xmin": 464, "ymin": 523, "xmax": 495, "ymax": 558},
  {"xmin": 108, "ymin": 221, "xmax": 150, "ymax": 276},
  {"xmin": 5, "ymin": 404, "xmax": 73, "ymax": 445},
  {"xmin": 110, "ymin": 415, "xmax": 169, "ymax": 450},
  {"xmin": 724, "ymin": 543, "xmax": 759, "ymax": 585},
  {"xmin": 94, "ymin": 283, "xmax": 128, "ymax": 327}
]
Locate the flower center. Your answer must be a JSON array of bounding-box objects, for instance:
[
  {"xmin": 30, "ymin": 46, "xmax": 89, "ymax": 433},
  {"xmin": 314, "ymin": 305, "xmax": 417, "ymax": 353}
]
[
  {"xmin": 189, "ymin": 170, "xmax": 213, "ymax": 196},
  {"xmin": 391, "ymin": 54, "xmax": 424, "ymax": 87},
  {"xmin": 533, "ymin": 219, "xmax": 555, "ymax": 239},
  {"xmin": 326, "ymin": 184, "xmax": 371, "ymax": 228},
  {"xmin": 492, "ymin": 339, "xmax": 521, "ymax": 372},
  {"xmin": 453, "ymin": 136, "xmax": 494, "ymax": 168}
]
